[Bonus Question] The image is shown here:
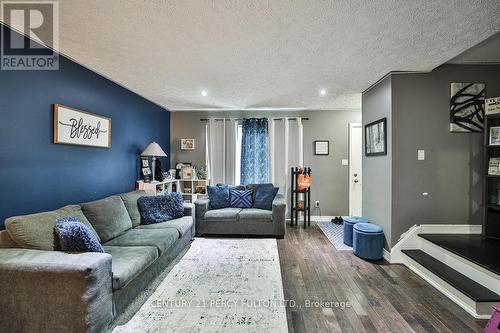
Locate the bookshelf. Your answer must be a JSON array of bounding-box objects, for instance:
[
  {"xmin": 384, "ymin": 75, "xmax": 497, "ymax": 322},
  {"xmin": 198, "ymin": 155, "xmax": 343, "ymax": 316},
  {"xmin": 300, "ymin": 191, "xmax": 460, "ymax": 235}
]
[
  {"xmin": 136, "ymin": 179, "xmax": 208, "ymax": 203},
  {"xmin": 483, "ymin": 113, "xmax": 500, "ymax": 240}
]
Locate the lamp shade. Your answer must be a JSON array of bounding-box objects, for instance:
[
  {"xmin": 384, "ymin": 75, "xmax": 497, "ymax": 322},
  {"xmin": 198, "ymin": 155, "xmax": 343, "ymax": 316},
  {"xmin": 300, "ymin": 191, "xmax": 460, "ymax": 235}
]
[{"xmin": 141, "ymin": 142, "xmax": 167, "ymax": 157}]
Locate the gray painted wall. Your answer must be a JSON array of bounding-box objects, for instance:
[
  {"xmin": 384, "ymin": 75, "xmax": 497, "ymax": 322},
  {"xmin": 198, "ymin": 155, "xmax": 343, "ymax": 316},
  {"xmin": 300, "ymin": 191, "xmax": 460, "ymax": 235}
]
[
  {"xmin": 390, "ymin": 64, "xmax": 500, "ymax": 245},
  {"xmin": 362, "ymin": 64, "xmax": 500, "ymax": 249},
  {"xmin": 170, "ymin": 110, "xmax": 361, "ymax": 216},
  {"xmin": 362, "ymin": 77, "xmax": 393, "ymax": 248}
]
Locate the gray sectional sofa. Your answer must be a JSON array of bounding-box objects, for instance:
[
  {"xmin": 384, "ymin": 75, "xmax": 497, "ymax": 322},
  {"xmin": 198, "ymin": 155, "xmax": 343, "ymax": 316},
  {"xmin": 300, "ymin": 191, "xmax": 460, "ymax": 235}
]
[
  {"xmin": 195, "ymin": 184, "xmax": 286, "ymax": 238},
  {"xmin": 0, "ymin": 190, "xmax": 195, "ymax": 333}
]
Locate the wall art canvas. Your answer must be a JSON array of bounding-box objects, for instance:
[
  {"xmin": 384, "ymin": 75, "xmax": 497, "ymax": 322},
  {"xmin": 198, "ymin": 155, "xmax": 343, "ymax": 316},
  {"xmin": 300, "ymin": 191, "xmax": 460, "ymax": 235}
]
[
  {"xmin": 449, "ymin": 83, "xmax": 485, "ymax": 132},
  {"xmin": 54, "ymin": 104, "xmax": 111, "ymax": 148},
  {"xmin": 365, "ymin": 118, "xmax": 387, "ymax": 156}
]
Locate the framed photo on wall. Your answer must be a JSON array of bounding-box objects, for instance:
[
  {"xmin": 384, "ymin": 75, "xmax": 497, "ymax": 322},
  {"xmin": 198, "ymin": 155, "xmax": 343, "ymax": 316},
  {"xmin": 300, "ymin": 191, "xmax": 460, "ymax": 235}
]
[
  {"xmin": 53, "ymin": 104, "xmax": 111, "ymax": 148},
  {"xmin": 181, "ymin": 139, "xmax": 195, "ymax": 150},
  {"xmin": 314, "ymin": 140, "xmax": 329, "ymax": 155},
  {"xmin": 365, "ymin": 118, "xmax": 387, "ymax": 156}
]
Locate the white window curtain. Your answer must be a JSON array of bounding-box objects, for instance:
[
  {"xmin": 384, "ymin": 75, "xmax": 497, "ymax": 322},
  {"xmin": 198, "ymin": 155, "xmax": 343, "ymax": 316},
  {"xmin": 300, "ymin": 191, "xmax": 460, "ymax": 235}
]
[
  {"xmin": 205, "ymin": 119, "xmax": 237, "ymax": 185},
  {"xmin": 269, "ymin": 118, "xmax": 303, "ymax": 209}
]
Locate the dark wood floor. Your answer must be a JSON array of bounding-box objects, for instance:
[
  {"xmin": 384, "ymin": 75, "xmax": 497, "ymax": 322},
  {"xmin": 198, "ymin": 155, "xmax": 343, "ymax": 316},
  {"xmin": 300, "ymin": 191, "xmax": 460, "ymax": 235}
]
[{"xmin": 277, "ymin": 223, "xmax": 487, "ymax": 333}]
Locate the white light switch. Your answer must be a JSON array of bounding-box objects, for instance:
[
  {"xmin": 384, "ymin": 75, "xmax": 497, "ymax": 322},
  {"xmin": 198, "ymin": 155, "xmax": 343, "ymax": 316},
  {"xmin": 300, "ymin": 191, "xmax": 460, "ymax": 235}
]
[
  {"xmin": 341, "ymin": 159, "xmax": 348, "ymax": 166},
  {"xmin": 418, "ymin": 150, "xmax": 425, "ymax": 161}
]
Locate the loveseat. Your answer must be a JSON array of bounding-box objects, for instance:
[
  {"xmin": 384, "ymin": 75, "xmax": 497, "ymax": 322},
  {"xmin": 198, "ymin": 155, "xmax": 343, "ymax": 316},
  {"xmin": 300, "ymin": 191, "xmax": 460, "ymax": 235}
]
[
  {"xmin": 0, "ymin": 190, "xmax": 195, "ymax": 333},
  {"xmin": 195, "ymin": 184, "xmax": 286, "ymax": 238}
]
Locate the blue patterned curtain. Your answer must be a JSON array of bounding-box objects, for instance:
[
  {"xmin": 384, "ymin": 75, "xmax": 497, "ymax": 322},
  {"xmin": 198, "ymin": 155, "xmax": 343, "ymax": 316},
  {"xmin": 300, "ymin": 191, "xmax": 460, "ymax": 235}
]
[{"xmin": 241, "ymin": 118, "xmax": 269, "ymax": 184}]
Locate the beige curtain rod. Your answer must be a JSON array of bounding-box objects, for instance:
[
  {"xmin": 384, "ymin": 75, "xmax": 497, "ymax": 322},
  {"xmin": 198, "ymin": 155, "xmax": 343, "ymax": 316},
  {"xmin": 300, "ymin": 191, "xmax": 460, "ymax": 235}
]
[{"xmin": 200, "ymin": 117, "xmax": 309, "ymax": 121}]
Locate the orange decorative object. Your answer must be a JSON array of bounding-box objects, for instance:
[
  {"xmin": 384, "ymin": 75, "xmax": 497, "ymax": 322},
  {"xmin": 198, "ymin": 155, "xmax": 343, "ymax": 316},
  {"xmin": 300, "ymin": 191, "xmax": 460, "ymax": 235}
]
[{"xmin": 297, "ymin": 173, "xmax": 312, "ymax": 191}]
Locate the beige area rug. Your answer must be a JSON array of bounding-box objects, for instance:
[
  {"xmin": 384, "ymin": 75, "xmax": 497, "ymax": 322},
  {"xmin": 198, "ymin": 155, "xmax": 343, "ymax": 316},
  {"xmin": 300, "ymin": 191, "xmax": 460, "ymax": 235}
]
[{"xmin": 113, "ymin": 238, "xmax": 288, "ymax": 333}]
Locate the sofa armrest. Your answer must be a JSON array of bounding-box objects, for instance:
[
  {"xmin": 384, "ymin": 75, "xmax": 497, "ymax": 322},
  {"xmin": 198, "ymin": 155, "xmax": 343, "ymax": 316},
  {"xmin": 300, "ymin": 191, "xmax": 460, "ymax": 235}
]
[
  {"xmin": 194, "ymin": 198, "xmax": 210, "ymax": 236},
  {"xmin": 183, "ymin": 202, "xmax": 195, "ymax": 217},
  {"xmin": 183, "ymin": 203, "xmax": 196, "ymax": 239},
  {"xmin": 0, "ymin": 248, "xmax": 113, "ymax": 333},
  {"xmin": 272, "ymin": 194, "xmax": 287, "ymax": 237}
]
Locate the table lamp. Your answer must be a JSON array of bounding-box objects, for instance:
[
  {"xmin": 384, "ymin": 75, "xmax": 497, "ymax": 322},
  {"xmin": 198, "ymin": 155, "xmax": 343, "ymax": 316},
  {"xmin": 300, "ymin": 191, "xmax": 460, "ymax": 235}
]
[{"xmin": 141, "ymin": 142, "xmax": 167, "ymax": 182}]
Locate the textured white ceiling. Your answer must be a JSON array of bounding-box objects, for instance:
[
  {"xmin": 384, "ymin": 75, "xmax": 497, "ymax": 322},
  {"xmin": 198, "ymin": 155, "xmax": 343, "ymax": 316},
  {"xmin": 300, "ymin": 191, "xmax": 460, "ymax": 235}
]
[{"xmin": 9, "ymin": 1, "xmax": 500, "ymax": 111}]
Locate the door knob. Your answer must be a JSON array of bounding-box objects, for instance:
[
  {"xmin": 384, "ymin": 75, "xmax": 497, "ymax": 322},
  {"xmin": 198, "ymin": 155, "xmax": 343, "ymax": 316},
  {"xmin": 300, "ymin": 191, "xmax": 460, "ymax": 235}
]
[
  {"xmin": 354, "ymin": 179, "xmax": 359, "ymax": 183},
  {"xmin": 354, "ymin": 173, "xmax": 358, "ymax": 177}
]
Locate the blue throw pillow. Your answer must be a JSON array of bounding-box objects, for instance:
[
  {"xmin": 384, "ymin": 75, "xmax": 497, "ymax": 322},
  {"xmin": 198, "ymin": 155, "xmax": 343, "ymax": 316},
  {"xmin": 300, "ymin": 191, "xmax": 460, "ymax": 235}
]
[
  {"xmin": 253, "ymin": 187, "xmax": 279, "ymax": 210},
  {"xmin": 137, "ymin": 192, "xmax": 184, "ymax": 225},
  {"xmin": 54, "ymin": 217, "xmax": 104, "ymax": 253},
  {"xmin": 230, "ymin": 189, "xmax": 253, "ymax": 208},
  {"xmin": 207, "ymin": 184, "xmax": 230, "ymax": 209}
]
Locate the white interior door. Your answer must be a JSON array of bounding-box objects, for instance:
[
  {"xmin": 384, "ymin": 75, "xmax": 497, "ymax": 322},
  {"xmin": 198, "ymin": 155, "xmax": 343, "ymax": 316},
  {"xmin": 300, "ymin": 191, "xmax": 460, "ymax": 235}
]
[{"xmin": 349, "ymin": 123, "xmax": 362, "ymax": 216}]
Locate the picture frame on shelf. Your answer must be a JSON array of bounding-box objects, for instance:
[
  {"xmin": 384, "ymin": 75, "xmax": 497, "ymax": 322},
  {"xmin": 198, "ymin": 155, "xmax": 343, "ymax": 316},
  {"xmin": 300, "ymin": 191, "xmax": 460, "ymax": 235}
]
[
  {"xmin": 488, "ymin": 157, "xmax": 500, "ymax": 175},
  {"xmin": 489, "ymin": 127, "xmax": 500, "ymax": 146},
  {"xmin": 486, "ymin": 97, "xmax": 500, "ymax": 116},
  {"xmin": 181, "ymin": 165, "xmax": 193, "ymax": 179}
]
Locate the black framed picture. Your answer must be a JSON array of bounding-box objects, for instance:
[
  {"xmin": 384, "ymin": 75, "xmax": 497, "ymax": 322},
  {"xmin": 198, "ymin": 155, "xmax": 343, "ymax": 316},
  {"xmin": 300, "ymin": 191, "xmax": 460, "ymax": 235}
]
[
  {"xmin": 365, "ymin": 118, "xmax": 387, "ymax": 156},
  {"xmin": 314, "ymin": 140, "xmax": 329, "ymax": 155}
]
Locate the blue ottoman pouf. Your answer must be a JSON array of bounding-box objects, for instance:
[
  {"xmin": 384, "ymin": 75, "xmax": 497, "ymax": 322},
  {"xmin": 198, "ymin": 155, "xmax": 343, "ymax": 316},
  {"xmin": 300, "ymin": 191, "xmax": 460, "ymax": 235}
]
[
  {"xmin": 353, "ymin": 223, "xmax": 384, "ymax": 260},
  {"xmin": 343, "ymin": 216, "xmax": 368, "ymax": 246}
]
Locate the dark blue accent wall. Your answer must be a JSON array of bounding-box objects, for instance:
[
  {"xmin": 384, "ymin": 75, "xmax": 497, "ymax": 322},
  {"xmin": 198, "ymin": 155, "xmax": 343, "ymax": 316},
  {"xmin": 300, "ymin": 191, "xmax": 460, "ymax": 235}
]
[{"xmin": 0, "ymin": 26, "xmax": 170, "ymax": 228}]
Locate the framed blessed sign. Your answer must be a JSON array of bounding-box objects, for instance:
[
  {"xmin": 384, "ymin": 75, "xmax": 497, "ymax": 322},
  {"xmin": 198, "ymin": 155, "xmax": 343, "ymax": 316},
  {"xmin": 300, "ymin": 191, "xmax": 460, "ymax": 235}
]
[{"xmin": 53, "ymin": 104, "xmax": 111, "ymax": 148}]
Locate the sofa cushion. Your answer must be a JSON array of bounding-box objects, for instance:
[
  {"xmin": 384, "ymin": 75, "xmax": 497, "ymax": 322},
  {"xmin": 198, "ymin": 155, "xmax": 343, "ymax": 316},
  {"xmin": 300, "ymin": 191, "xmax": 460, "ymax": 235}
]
[
  {"xmin": 119, "ymin": 190, "xmax": 146, "ymax": 227},
  {"xmin": 204, "ymin": 208, "xmax": 242, "ymax": 222},
  {"xmin": 207, "ymin": 185, "xmax": 230, "ymax": 209},
  {"xmin": 254, "ymin": 187, "xmax": 279, "ymax": 210},
  {"xmin": 5, "ymin": 205, "xmax": 100, "ymax": 251},
  {"xmin": 245, "ymin": 183, "xmax": 274, "ymax": 201},
  {"xmin": 136, "ymin": 216, "xmax": 193, "ymax": 237},
  {"xmin": 238, "ymin": 208, "xmax": 273, "ymax": 223},
  {"xmin": 229, "ymin": 189, "xmax": 253, "ymax": 208},
  {"xmin": 103, "ymin": 245, "xmax": 158, "ymax": 290},
  {"xmin": 82, "ymin": 196, "xmax": 133, "ymax": 242},
  {"xmin": 218, "ymin": 184, "xmax": 245, "ymax": 191},
  {"xmin": 137, "ymin": 193, "xmax": 184, "ymax": 225},
  {"xmin": 54, "ymin": 217, "xmax": 104, "ymax": 253},
  {"xmin": 0, "ymin": 230, "xmax": 19, "ymax": 248},
  {"xmin": 103, "ymin": 228, "xmax": 178, "ymax": 255}
]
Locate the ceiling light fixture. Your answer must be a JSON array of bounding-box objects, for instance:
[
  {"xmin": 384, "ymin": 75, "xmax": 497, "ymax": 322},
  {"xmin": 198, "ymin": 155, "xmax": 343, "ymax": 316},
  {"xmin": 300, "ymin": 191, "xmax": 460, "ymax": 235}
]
[
  {"xmin": 320, "ymin": 89, "xmax": 327, "ymax": 96},
  {"xmin": 201, "ymin": 90, "xmax": 208, "ymax": 97}
]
